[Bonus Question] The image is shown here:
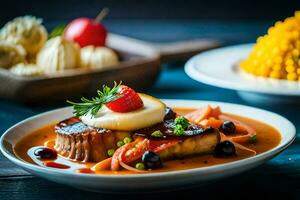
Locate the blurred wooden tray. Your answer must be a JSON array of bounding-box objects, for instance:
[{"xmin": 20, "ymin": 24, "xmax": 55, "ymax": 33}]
[{"xmin": 0, "ymin": 33, "xmax": 220, "ymax": 104}]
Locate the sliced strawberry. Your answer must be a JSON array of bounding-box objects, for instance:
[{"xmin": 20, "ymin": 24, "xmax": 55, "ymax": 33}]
[{"xmin": 106, "ymin": 85, "xmax": 144, "ymax": 113}]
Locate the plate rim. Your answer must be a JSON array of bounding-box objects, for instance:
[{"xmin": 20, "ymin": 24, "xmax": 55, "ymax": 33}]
[
  {"xmin": 184, "ymin": 43, "xmax": 300, "ymax": 96},
  {"xmin": 0, "ymin": 99, "xmax": 296, "ymax": 180}
]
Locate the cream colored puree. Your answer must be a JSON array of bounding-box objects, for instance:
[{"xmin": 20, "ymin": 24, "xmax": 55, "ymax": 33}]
[{"xmin": 14, "ymin": 108, "xmax": 281, "ymax": 175}]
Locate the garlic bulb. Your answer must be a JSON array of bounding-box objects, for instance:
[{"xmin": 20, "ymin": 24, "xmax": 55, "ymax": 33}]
[
  {"xmin": 37, "ymin": 36, "xmax": 80, "ymax": 74},
  {"xmin": 0, "ymin": 16, "xmax": 47, "ymax": 55},
  {"xmin": 0, "ymin": 41, "xmax": 26, "ymax": 68},
  {"xmin": 10, "ymin": 63, "xmax": 43, "ymax": 76},
  {"xmin": 80, "ymin": 46, "xmax": 119, "ymax": 70}
]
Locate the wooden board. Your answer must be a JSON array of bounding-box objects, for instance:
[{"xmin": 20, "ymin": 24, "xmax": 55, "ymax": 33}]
[
  {"xmin": 0, "ymin": 34, "xmax": 160, "ymax": 104},
  {"xmin": 0, "ymin": 33, "xmax": 220, "ymax": 104}
]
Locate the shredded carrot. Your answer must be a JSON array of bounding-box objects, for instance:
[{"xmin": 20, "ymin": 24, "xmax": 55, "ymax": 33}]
[
  {"xmin": 219, "ymin": 114, "xmax": 256, "ymax": 143},
  {"xmin": 199, "ymin": 117, "xmax": 224, "ymax": 128},
  {"xmin": 185, "ymin": 105, "xmax": 213, "ymax": 124},
  {"xmin": 220, "ymin": 133, "xmax": 256, "ymax": 156},
  {"xmin": 91, "ymin": 157, "xmax": 112, "ymax": 171},
  {"xmin": 210, "ymin": 106, "xmax": 222, "ymax": 118}
]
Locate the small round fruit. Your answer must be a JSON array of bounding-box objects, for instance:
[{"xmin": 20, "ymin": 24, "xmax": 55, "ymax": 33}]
[
  {"xmin": 107, "ymin": 149, "xmax": 115, "ymax": 157},
  {"xmin": 106, "ymin": 85, "xmax": 144, "ymax": 113},
  {"xmin": 142, "ymin": 151, "xmax": 162, "ymax": 169},
  {"xmin": 123, "ymin": 137, "xmax": 132, "ymax": 144},
  {"xmin": 117, "ymin": 140, "xmax": 125, "ymax": 147},
  {"xmin": 64, "ymin": 18, "xmax": 107, "ymax": 47},
  {"xmin": 135, "ymin": 162, "xmax": 145, "ymax": 170},
  {"xmin": 214, "ymin": 141, "xmax": 236, "ymax": 157},
  {"xmin": 220, "ymin": 121, "xmax": 236, "ymax": 134},
  {"xmin": 34, "ymin": 147, "xmax": 57, "ymax": 159},
  {"xmin": 164, "ymin": 107, "xmax": 176, "ymax": 120}
]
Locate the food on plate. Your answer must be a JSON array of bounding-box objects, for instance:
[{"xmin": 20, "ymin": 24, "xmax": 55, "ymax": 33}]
[
  {"xmin": 64, "ymin": 8, "xmax": 108, "ymax": 47},
  {"xmin": 0, "ymin": 41, "xmax": 26, "ymax": 68},
  {"xmin": 10, "ymin": 63, "xmax": 43, "ymax": 76},
  {"xmin": 55, "ymin": 117, "xmax": 131, "ymax": 162},
  {"xmin": 14, "ymin": 82, "xmax": 281, "ymax": 174},
  {"xmin": 0, "ymin": 16, "xmax": 47, "ymax": 55},
  {"xmin": 80, "ymin": 46, "xmax": 119, "ymax": 69},
  {"xmin": 240, "ymin": 11, "xmax": 300, "ymax": 81},
  {"xmin": 36, "ymin": 36, "xmax": 80, "ymax": 73}
]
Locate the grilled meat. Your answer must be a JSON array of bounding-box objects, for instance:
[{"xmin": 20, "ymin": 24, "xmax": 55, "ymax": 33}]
[
  {"xmin": 54, "ymin": 117, "xmax": 130, "ymax": 162},
  {"xmin": 134, "ymin": 120, "xmax": 220, "ymax": 159}
]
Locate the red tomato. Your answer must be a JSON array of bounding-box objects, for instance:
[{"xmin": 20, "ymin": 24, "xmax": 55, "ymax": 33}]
[{"xmin": 64, "ymin": 18, "xmax": 107, "ymax": 47}]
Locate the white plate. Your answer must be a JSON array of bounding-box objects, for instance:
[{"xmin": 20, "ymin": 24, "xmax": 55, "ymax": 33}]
[
  {"xmin": 0, "ymin": 100, "xmax": 296, "ymax": 193},
  {"xmin": 185, "ymin": 44, "xmax": 300, "ymax": 104}
]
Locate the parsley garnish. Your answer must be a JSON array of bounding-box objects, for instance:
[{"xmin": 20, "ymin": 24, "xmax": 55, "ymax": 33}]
[
  {"xmin": 151, "ymin": 130, "xmax": 163, "ymax": 137},
  {"xmin": 249, "ymin": 135, "xmax": 257, "ymax": 143},
  {"xmin": 174, "ymin": 116, "xmax": 189, "ymax": 129},
  {"xmin": 174, "ymin": 124, "xmax": 185, "ymax": 136}
]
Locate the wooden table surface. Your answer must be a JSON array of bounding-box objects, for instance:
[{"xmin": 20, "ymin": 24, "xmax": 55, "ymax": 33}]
[{"xmin": 0, "ymin": 20, "xmax": 299, "ymax": 200}]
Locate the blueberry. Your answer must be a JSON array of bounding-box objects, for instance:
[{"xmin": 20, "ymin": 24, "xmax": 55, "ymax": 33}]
[
  {"xmin": 34, "ymin": 147, "xmax": 57, "ymax": 159},
  {"xmin": 142, "ymin": 151, "xmax": 162, "ymax": 169},
  {"xmin": 164, "ymin": 107, "xmax": 176, "ymax": 120},
  {"xmin": 220, "ymin": 121, "xmax": 236, "ymax": 134},
  {"xmin": 214, "ymin": 141, "xmax": 236, "ymax": 157}
]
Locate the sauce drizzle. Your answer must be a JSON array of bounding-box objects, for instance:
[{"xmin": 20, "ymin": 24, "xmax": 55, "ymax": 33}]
[{"xmin": 44, "ymin": 161, "xmax": 70, "ymax": 169}]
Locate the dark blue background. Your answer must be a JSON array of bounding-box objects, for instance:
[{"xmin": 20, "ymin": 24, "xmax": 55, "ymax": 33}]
[
  {"xmin": 2, "ymin": 0, "xmax": 300, "ymax": 23},
  {"xmin": 0, "ymin": 1, "xmax": 300, "ymax": 199}
]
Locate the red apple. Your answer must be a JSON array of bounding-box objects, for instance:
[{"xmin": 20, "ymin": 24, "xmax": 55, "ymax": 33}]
[{"xmin": 64, "ymin": 17, "xmax": 107, "ymax": 47}]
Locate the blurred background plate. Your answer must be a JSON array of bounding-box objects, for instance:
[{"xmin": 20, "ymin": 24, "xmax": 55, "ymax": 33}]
[{"xmin": 185, "ymin": 44, "xmax": 300, "ymax": 105}]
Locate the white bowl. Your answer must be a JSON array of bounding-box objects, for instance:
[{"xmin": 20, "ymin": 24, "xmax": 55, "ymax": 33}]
[
  {"xmin": 0, "ymin": 100, "xmax": 296, "ymax": 193},
  {"xmin": 185, "ymin": 44, "xmax": 300, "ymax": 105}
]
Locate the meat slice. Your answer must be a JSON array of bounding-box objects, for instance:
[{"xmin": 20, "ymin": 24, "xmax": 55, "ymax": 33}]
[
  {"xmin": 134, "ymin": 120, "xmax": 220, "ymax": 160},
  {"xmin": 158, "ymin": 129, "xmax": 220, "ymax": 160},
  {"xmin": 54, "ymin": 117, "xmax": 130, "ymax": 162}
]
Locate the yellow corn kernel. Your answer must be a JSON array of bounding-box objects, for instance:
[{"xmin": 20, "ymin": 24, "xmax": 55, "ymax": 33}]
[
  {"xmin": 274, "ymin": 56, "xmax": 283, "ymax": 64},
  {"xmin": 286, "ymin": 65, "xmax": 296, "ymax": 73},
  {"xmin": 272, "ymin": 64, "xmax": 282, "ymax": 71},
  {"xmin": 287, "ymin": 72, "xmax": 297, "ymax": 81},
  {"xmin": 292, "ymin": 49, "xmax": 299, "ymax": 57},
  {"xmin": 270, "ymin": 71, "xmax": 281, "ymax": 79}
]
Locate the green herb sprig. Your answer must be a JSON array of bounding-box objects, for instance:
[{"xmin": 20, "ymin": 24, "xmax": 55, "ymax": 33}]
[
  {"xmin": 48, "ymin": 24, "xmax": 66, "ymax": 39},
  {"xmin": 67, "ymin": 81, "xmax": 122, "ymax": 117}
]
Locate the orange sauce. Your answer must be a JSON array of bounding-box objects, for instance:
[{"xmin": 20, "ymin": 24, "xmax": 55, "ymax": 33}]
[{"xmin": 14, "ymin": 108, "xmax": 281, "ymax": 175}]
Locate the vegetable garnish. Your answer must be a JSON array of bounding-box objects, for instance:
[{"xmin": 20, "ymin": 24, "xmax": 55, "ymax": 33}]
[
  {"xmin": 123, "ymin": 137, "xmax": 132, "ymax": 144},
  {"xmin": 249, "ymin": 135, "xmax": 257, "ymax": 143},
  {"xmin": 107, "ymin": 149, "xmax": 115, "ymax": 157},
  {"xmin": 174, "ymin": 116, "xmax": 189, "ymax": 136},
  {"xmin": 175, "ymin": 116, "xmax": 189, "ymax": 129},
  {"xmin": 151, "ymin": 130, "xmax": 163, "ymax": 137},
  {"xmin": 48, "ymin": 24, "xmax": 66, "ymax": 39},
  {"xmin": 117, "ymin": 140, "xmax": 125, "ymax": 147},
  {"xmin": 67, "ymin": 81, "xmax": 122, "ymax": 116},
  {"xmin": 174, "ymin": 124, "xmax": 185, "ymax": 136},
  {"xmin": 135, "ymin": 162, "xmax": 145, "ymax": 170}
]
